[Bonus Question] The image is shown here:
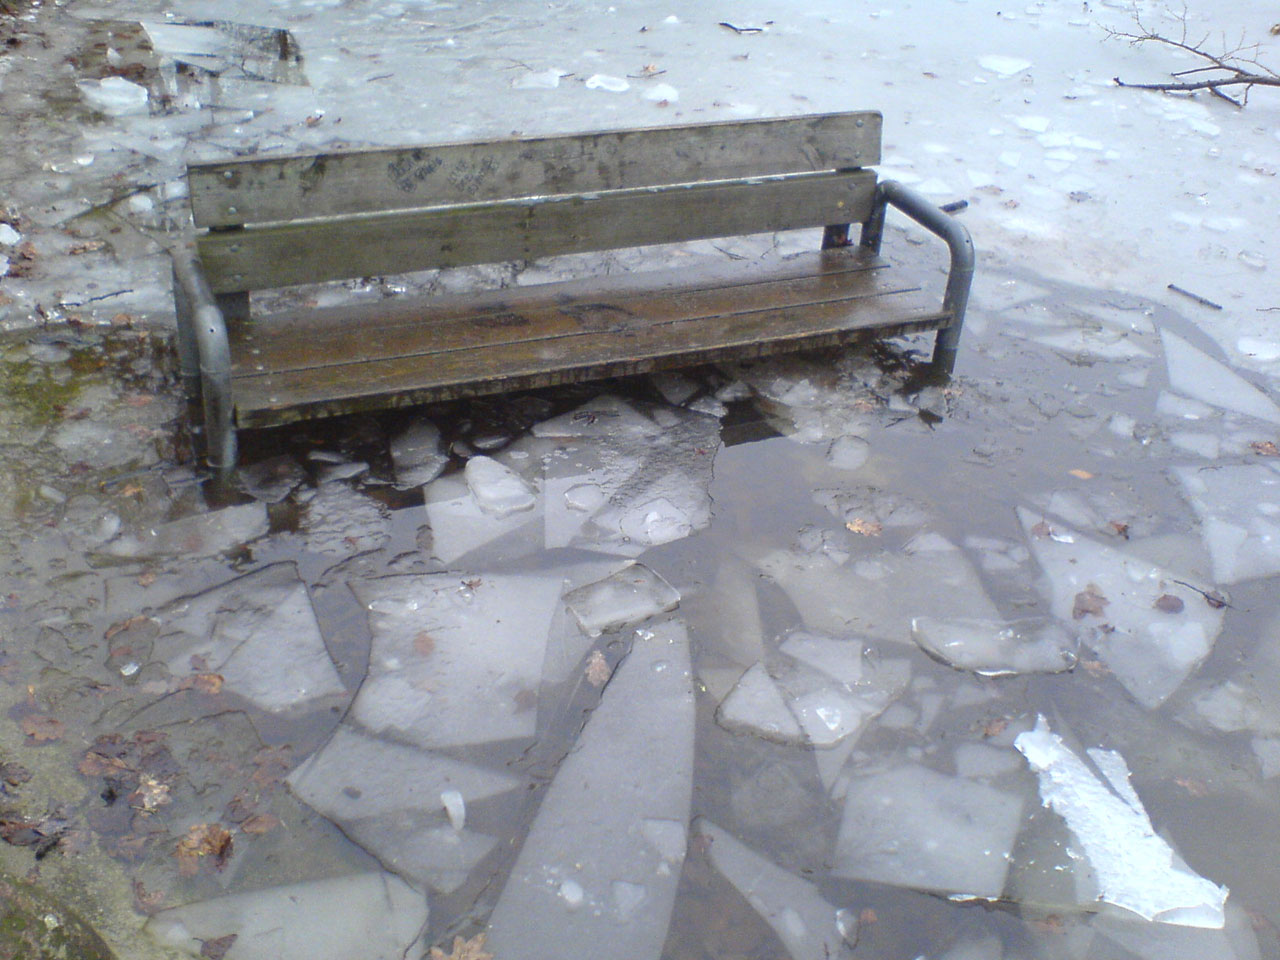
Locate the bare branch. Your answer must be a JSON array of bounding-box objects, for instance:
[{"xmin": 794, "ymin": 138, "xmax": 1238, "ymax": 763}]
[{"xmin": 1105, "ymin": 4, "xmax": 1278, "ymax": 107}]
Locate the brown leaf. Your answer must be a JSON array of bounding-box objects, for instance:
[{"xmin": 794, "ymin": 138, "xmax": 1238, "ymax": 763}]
[
  {"xmin": 585, "ymin": 649, "xmax": 611, "ymax": 687},
  {"xmin": 180, "ymin": 673, "xmax": 224, "ymax": 695},
  {"xmin": 1108, "ymin": 520, "xmax": 1131, "ymax": 540},
  {"xmin": 1029, "ymin": 520, "xmax": 1052, "ymax": 538},
  {"xmin": 68, "ymin": 240, "xmax": 107, "ymax": 255},
  {"xmin": 132, "ymin": 879, "xmax": 165, "ymax": 914},
  {"xmin": 240, "ymin": 813, "xmax": 281, "ymax": 835},
  {"xmin": 1072, "ymin": 584, "xmax": 1109, "ymax": 620},
  {"xmin": 1175, "ymin": 777, "xmax": 1211, "ymax": 798},
  {"xmin": 979, "ymin": 716, "xmax": 1009, "ymax": 738},
  {"xmin": 1204, "ymin": 590, "xmax": 1229, "ymax": 610},
  {"xmin": 413, "ymin": 631, "xmax": 437, "ymax": 657},
  {"xmin": 175, "ymin": 823, "xmax": 234, "ymax": 877},
  {"xmin": 1068, "ymin": 468, "xmax": 1094, "ymax": 480},
  {"xmin": 1154, "ymin": 594, "xmax": 1185, "ymax": 614},
  {"xmin": 845, "ymin": 518, "xmax": 883, "ymax": 536},
  {"xmin": 1252, "ymin": 440, "xmax": 1280, "ymax": 457},
  {"xmin": 429, "ymin": 934, "xmax": 493, "ymax": 960},
  {"xmin": 0, "ymin": 761, "xmax": 32, "ymax": 787},
  {"xmin": 21, "ymin": 713, "xmax": 64, "ymax": 742},
  {"xmin": 201, "ymin": 934, "xmax": 238, "ymax": 960}
]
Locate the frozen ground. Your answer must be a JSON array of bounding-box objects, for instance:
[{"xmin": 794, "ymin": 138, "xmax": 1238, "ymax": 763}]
[{"xmin": 0, "ymin": 1, "xmax": 1279, "ymax": 959}]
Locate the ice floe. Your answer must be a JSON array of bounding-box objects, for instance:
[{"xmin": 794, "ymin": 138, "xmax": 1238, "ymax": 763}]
[
  {"xmin": 563, "ymin": 562, "xmax": 680, "ymax": 637},
  {"xmin": 832, "ymin": 763, "xmax": 1024, "ymax": 900},
  {"xmin": 1176, "ymin": 463, "xmax": 1280, "ymax": 584},
  {"xmin": 424, "ymin": 473, "xmax": 543, "ymax": 564},
  {"xmin": 154, "ymin": 563, "xmax": 345, "ymax": 713},
  {"xmin": 100, "ymin": 503, "xmax": 269, "ymax": 559},
  {"xmin": 146, "ymin": 873, "xmax": 427, "ymax": 960},
  {"xmin": 911, "ymin": 616, "xmax": 1078, "ymax": 676},
  {"xmin": 696, "ymin": 819, "xmax": 848, "ymax": 960},
  {"xmin": 486, "ymin": 621, "xmax": 694, "ymax": 960},
  {"xmin": 389, "ymin": 419, "xmax": 448, "ymax": 489},
  {"xmin": 1015, "ymin": 715, "xmax": 1228, "ymax": 928},
  {"xmin": 464, "ymin": 455, "xmax": 537, "ymax": 517},
  {"xmin": 350, "ymin": 572, "xmax": 563, "ymax": 748},
  {"xmin": 1020, "ymin": 508, "xmax": 1224, "ymax": 707},
  {"xmin": 1161, "ymin": 331, "xmax": 1280, "ymax": 425}
]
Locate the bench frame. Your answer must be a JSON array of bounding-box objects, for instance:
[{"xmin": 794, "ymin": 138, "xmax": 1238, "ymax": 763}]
[{"xmin": 171, "ymin": 112, "xmax": 973, "ymax": 473}]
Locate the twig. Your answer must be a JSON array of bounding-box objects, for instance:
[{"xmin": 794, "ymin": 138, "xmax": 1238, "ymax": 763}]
[{"xmin": 1166, "ymin": 283, "xmax": 1222, "ymax": 310}]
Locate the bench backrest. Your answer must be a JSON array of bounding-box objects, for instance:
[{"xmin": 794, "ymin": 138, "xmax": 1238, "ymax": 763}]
[{"xmin": 190, "ymin": 111, "xmax": 882, "ymax": 295}]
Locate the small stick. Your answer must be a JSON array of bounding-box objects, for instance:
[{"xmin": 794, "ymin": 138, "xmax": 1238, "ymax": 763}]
[
  {"xmin": 1167, "ymin": 283, "xmax": 1223, "ymax": 310},
  {"xmin": 940, "ymin": 199, "xmax": 969, "ymax": 214}
]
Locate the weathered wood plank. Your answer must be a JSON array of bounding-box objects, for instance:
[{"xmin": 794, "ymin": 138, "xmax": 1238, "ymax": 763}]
[
  {"xmin": 229, "ymin": 256, "xmax": 949, "ymax": 428},
  {"xmin": 189, "ymin": 112, "xmax": 882, "ymax": 228},
  {"xmin": 198, "ymin": 169, "xmax": 877, "ymax": 293},
  {"xmin": 233, "ymin": 249, "xmax": 893, "ymax": 374}
]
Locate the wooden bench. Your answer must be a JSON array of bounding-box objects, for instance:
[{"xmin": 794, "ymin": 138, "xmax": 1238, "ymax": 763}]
[{"xmin": 170, "ymin": 111, "xmax": 973, "ymax": 471}]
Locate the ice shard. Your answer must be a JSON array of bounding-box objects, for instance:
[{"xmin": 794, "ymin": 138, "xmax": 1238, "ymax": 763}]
[
  {"xmin": 1176, "ymin": 462, "xmax": 1280, "ymax": 584},
  {"xmin": 911, "ymin": 617, "xmax": 1079, "ymax": 676}
]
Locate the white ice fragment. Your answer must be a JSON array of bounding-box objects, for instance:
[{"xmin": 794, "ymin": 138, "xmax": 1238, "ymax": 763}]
[
  {"xmin": 779, "ymin": 632, "xmax": 865, "ymax": 686},
  {"xmin": 1015, "ymin": 115, "xmax": 1051, "ymax": 132},
  {"xmin": 585, "ymin": 74, "xmax": 629, "ymax": 92},
  {"xmin": 1157, "ymin": 390, "xmax": 1215, "ymax": 420},
  {"xmin": 390, "ymin": 419, "xmax": 448, "ymax": 489},
  {"xmin": 644, "ymin": 83, "xmax": 679, "ymax": 102},
  {"xmin": 1161, "ymin": 331, "xmax": 1280, "ymax": 424},
  {"xmin": 486, "ymin": 621, "xmax": 693, "ymax": 960},
  {"xmin": 0, "ymin": 223, "xmax": 20, "ymax": 246},
  {"xmin": 425, "ymin": 474, "xmax": 542, "ymax": 564},
  {"xmin": 512, "ymin": 68, "xmax": 563, "ymax": 90},
  {"xmin": 157, "ymin": 563, "xmax": 345, "ymax": 713},
  {"xmin": 1020, "ymin": 508, "xmax": 1224, "ymax": 707},
  {"xmin": 1237, "ymin": 337, "xmax": 1280, "ymax": 362},
  {"xmin": 564, "ymin": 482, "xmax": 605, "ymax": 512},
  {"xmin": 911, "ymin": 617, "xmax": 1078, "ymax": 676},
  {"xmin": 1176, "ymin": 463, "xmax": 1280, "ymax": 583},
  {"xmin": 696, "ymin": 819, "xmax": 847, "ymax": 960},
  {"xmin": 640, "ymin": 819, "xmax": 687, "ymax": 863},
  {"xmin": 978, "ymin": 55, "xmax": 1032, "ymax": 76},
  {"xmin": 716, "ymin": 663, "xmax": 805, "ymax": 743},
  {"xmin": 441, "ymin": 789, "xmax": 466, "ymax": 831},
  {"xmin": 826, "ymin": 435, "xmax": 870, "ymax": 471},
  {"xmin": 832, "ymin": 764, "xmax": 1023, "ymax": 899},
  {"xmin": 465, "ymin": 456, "xmax": 536, "ymax": 517},
  {"xmin": 1015, "ymin": 715, "xmax": 1229, "ymax": 928},
  {"xmin": 101, "ymin": 502, "xmax": 269, "ymax": 559},
  {"xmin": 351, "ymin": 572, "xmax": 562, "ymax": 747},
  {"xmin": 77, "ymin": 76, "xmax": 149, "ymax": 116},
  {"xmin": 533, "ymin": 396, "xmax": 662, "ymax": 439},
  {"xmin": 564, "ymin": 563, "xmax": 680, "ymax": 637},
  {"xmin": 147, "ymin": 874, "xmax": 427, "ymax": 960},
  {"xmin": 559, "ymin": 879, "xmax": 585, "ymax": 908}
]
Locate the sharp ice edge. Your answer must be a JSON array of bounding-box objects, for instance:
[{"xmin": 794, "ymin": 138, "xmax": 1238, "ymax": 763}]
[
  {"xmin": 910, "ymin": 616, "xmax": 1078, "ymax": 676},
  {"xmin": 1015, "ymin": 715, "xmax": 1228, "ymax": 928},
  {"xmin": 1161, "ymin": 330, "xmax": 1280, "ymax": 425},
  {"xmin": 563, "ymin": 562, "xmax": 680, "ymax": 637},
  {"xmin": 1175, "ymin": 462, "xmax": 1280, "ymax": 584}
]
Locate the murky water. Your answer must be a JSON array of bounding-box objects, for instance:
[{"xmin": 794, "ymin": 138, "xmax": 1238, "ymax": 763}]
[{"xmin": 2, "ymin": 254, "xmax": 1279, "ymax": 960}]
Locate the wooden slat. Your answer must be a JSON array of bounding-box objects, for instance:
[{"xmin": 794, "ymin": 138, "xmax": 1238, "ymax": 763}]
[
  {"xmin": 234, "ymin": 249, "xmax": 891, "ymax": 374},
  {"xmin": 229, "ymin": 253, "xmax": 949, "ymax": 427},
  {"xmin": 189, "ymin": 112, "xmax": 882, "ymax": 228},
  {"xmin": 198, "ymin": 169, "xmax": 877, "ymax": 293}
]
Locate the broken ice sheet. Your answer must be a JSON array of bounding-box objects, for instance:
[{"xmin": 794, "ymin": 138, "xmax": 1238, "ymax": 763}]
[
  {"xmin": 389, "ymin": 418, "xmax": 448, "ymax": 489},
  {"xmin": 543, "ymin": 444, "xmax": 644, "ymax": 552},
  {"xmin": 832, "ymin": 763, "xmax": 1024, "ymax": 900},
  {"xmin": 465, "ymin": 455, "xmax": 536, "ymax": 517},
  {"xmin": 911, "ymin": 617, "xmax": 1078, "ymax": 676},
  {"xmin": 757, "ymin": 533, "xmax": 1000, "ymax": 644},
  {"xmin": 288, "ymin": 726, "xmax": 518, "ymax": 893},
  {"xmin": 350, "ymin": 572, "xmax": 561, "ymax": 748},
  {"xmin": 424, "ymin": 473, "xmax": 543, "ymax": 565},
  {"xmin": 696, "ymin": 818, "xmax": 848, "ymax": 960},
  {"xmin": 99, "ymin": 502, "xmax": 268, "ymax": 560},
  {"xmin": 1161, "ymin": 330, "xmax": 1280, "ymax": 425},
  {"xmin": 154, "ymin": 563, "xmax": 345, "ymax": 713},
  {"xmin": 302, "ymin": 482, "xmax": 391, "ymax": 556},
  {"xmin": 1015, "ymin": 715, "xmax": 1228, "ymax": 928},
  {"xmin": 486, "ymin": 621, "xmax": 694, "ymax": 960},
  {"xmin": 239, "ymin": 454, "xmax": 307, "ymax": 503},
  {"xmin": 715, "ymin": 663, "xmax": 804, "ymax": 743},
  {"xmin": 1176, "ymin": 462, "xmax": 1280, "ymax": 584},
  {"xmin": 146, "ymin": 872, "xmax": 427, "ymax": 960},
  {"xmin": 1020, "ymin": 508, "xmax": 1224, "ymax": 708},
  {"xmin": 564, "ymin": 563, "xmax": 680, "ymax": 637}
]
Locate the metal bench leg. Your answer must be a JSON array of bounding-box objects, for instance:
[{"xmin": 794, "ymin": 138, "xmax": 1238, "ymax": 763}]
[
  {"xmin": 861, "ymin": 180, "xmax": 974, "ymax": 375},
  {"xmin": 170, "ymin": 248, "xmax": 238, "ymax": 474}
]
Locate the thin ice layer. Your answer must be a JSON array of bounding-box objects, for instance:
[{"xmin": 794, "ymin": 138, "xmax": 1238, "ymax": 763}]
[
  {"xmin": 1015, "ymin": 715, "xmax": 1228, "ymax": 928},
  {"xmin": 155, "ymin": 563, "xmax": 345, "ymax": 713},
  {"xmin": 350, "ymin": 572, "xmax": 562, "ymax": 748},
  {"xmin": 911, "ymin": 617, "xmax": 1078, "ymax": 676},
  {"xmin": 1020, "ymin": 508, "xmax": 1224, "ymax": 707},
  {"xmin": 1176, "ymin": 463, "xmax": 1280, "ymax": 584},
  {"xmin": 1161, "ymin": 330, "xmax": 1280, "ymax": 425},
  {"xmin": 486, "ymin": 621, "xmax": 694, "ymax": 960},
  {"xmin": 696, "ymin": 819, "xmax": 848, "ymax": 960},
  {"xmin": 564, "ymin": 563, "xmax": 680, "ymax": 637},
  {"xmin": 716, "ymin": 663, "xmax": 804, "ymax": 743},
  {"xmin": 146, "ymin": 873, "xmax": 427, "ymax": 960},
  {"xmin": 424, "ymin": 474, "xmax": 543, "ymax": 564},
  {"xmin": 832, "ymin": 763, "xmax": 1023, "ymax": 899}
]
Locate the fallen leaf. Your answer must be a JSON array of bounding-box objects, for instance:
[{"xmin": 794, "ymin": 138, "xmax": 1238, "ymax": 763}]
[
  {"xmin": 175, "ymin": 823, "xmax": 234, "ymax": 877},
  {"xmin": 414, "ymin": 631, "xmax": 437, "ymax": 657},
  {"xmin": 1174, "ymin": 777, "xmax": 1211, "ymax": 798},
  {"xmin": 858, "ymin": 907, "xmax": 878, "ymax": 925},
  {"xmin": 845, "ymin": 518, "xmax": 883, "ymax": 536},
  {"xmin": 1108, "ymin": 520, "xmax": 1130, "ymax": 539},
  {"xmin": 1068, "ymin": 468, "xmax": 1093, "ymax": 480},
  {"xmin": 1029, "ymin": 520, "xmax": 1052, "ymax": 538},
  {"xmin": 240, "ymin": 813, "xmax": 281, "ymax": 835},
  {"xmin": 1204, "ymin": 590, "xmax": 1229, "ymax": 610},
  {"xmin": 200, "ymin": 934, "xmax": 238, "ymax": 960},
  {"xmin": 132, "ymin": 879, "xmax": 165, "ymax": 914},
  {"xmin": 1031, "ymin": 914, "xmax": 1067, "ymax": 934},
  {"xmin": 429, "ymin": 933, "xmax": 493, "ymax": 960},
  {"xmin": 180, "ymin": 673, "xmax": 224, "ymax": 695},
  {"xmin": 0, "ymin": 761, "xmax": 31, "ymax": 787},
  {"xmin": 1080, "ymin": 658, "xmax": 1111, "ymax": 678},
  {"xmin": 68, "ymin": 240, "xmax": 107, "ymax": 255},
  {"xmin": 979, "ymin": 716, "xmax": 1009, "ymax": 738},
  {"xmin": 1153, "ymin": 594, "xmax": 1184, "ymax": 614},
  {"xmin": 1250, "ymin": 440, "xmax": 1279, "ymax": 457},
  {"xmin": 21, "ymin": 714, "xmax": 64, "ymax": 742},
  {"xmin": 131, "ymin": 774, "xmax": 171, "ymax": 812},
  {"xmin": 1071, "ymin": 584, "xmax": 1109, "ymax": 620},
  {"xmin": 585, "ymin": 649, "xmax": 610, "ymax": 687}
]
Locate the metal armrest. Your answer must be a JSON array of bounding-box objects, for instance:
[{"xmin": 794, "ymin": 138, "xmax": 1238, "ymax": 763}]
[
  {"xmin": 170, "ymin": 246, "xmax": 237, "ymax": 471},
  {"xmin": 861, "ymin": 179, "xmax": 975, "ymax": 374}
]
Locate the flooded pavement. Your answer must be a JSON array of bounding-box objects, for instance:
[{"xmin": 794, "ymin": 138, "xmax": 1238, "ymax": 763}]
[{"xmin": 3, "ymin": 0, "xmax": 1280, "ymax": 958}]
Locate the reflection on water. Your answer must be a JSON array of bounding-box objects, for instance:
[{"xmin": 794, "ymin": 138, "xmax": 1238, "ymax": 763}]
[{"xmin": 1, "ymin": 268, "xmax": 1279, "ymax": 960}]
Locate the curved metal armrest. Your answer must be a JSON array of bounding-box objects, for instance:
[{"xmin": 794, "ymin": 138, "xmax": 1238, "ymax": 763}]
[
  {"xmin": 862, "ymin": 179, "xmax": 975, "ymax": 374},
  {"xmin": 170, "ymin": 246, "xmax": 237, "ymax": 472}
]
